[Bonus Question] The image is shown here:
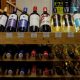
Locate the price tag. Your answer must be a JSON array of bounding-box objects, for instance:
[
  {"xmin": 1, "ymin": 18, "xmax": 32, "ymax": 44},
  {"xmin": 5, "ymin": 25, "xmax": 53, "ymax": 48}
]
[
  {"xmin": 68, "ymin": 32, "xmax": 74, "ymax": 38},
  {"xmin": 6, "ymin": 32, "xmax": 13, "ymax": 38},
  {"xmin": 55, "ymin": 32, "xmax": 62, "ymax": 38},
  {"xmin": 31, "ymin": 32, "xmax": 37, "ymax": 38},
  {"xmin": 17, "ymin": 32, "xmax": 24, "ymax": 38},
  {"xmin": 43, "ymin": 32, "xmax": 50, "ymax": 38}
]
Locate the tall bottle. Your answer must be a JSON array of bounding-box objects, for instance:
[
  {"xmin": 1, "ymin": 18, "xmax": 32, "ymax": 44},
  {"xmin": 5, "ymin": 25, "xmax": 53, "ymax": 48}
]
[
  {"xmin": 18, "ymin": 7, "xmax": 29, "ymax": 32},
  {"xmin": 40, "ymin": 7, "xmax": 51, "ymax": 32},
  {"xmin": 29, "ymin": 6, "xmax": 40, "ymax": 32},
  {"xmin": 6, "ymin": 8, "xmax": 18, "ymax": 32},
  {"xmin": 73, "ymin": 11, "xmax": 80, "ymax": 32},
  {"xmin": 51, "ymin": 8, "xmax": 61, "ymax": 32},
  {"xmin": 63, "ymin": 8, "xmax": 74, "ymax": 32},
  {"xmin": 0, "ymin": 7, "xmax": 8, "ymax": 32}
]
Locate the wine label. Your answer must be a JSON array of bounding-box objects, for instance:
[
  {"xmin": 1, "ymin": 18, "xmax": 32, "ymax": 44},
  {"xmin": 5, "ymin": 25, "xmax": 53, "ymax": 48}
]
[
  {"xmin": 41, "ymin": 14, "xmax": 50, "ymax": 26},
  {"xmin": 0, "ymin": 15, "xmax": 7, "ymax": 27},
  {"xmin": 18, "ymin": 14, "xmax": 28, "ymax": 28},
  {"xmin": 30, "ymin": 14, "xmax": 40, "ymax": 27},
  {"xmin": 7, "ymin": 14, "xmax": 17, "ymax": 27},
  {"xmin": 73, "ymin": 14, "xmax": 80, "ymax": 27}
]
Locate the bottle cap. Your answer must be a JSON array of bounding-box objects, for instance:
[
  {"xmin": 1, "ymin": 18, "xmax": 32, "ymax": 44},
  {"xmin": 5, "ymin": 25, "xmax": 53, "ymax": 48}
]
[
  {"xmin": 31, "ymin": 50, "xmax": 36, "ymax": 57},
  {"xmin": 44, "ymin": 51, "xmax": 48, "ymax": 56},
  {"xmin": 23, "ymin": 7, "xmax": 28, "ymax": 13},
  {"xmin": 43, "ymin": 7, "xmax": 47, "ymax": 12},
  {"xmin": 33, "ymin": 6, "xmax": 37, "ymax": 11}
]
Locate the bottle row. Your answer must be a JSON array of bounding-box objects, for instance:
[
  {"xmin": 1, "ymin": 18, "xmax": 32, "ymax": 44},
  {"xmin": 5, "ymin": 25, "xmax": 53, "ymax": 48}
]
[
  {"xmin": 0, "ymin": 44, "xmax": 80, "ymax": 60},
  {"xmin": 0, "ymin": 6, "xmax": 80, "ymax": 32},
  {"xmin": 0, "ymin": 61, "xmax": 80, "ymax": 76}
]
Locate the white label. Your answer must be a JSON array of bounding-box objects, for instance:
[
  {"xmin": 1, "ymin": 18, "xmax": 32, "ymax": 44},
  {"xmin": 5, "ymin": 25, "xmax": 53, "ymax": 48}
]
[
  {"xmin": 20, "ymin": 14, "xmax": 28, "ymax": 20},
  {"xmin": 9, "ymin": 14, "xmax": 17, "ymax": 20},
  {"xmin": 30, "ymin": 14, "xmax": 40, "ymax": 27},
  {"xmin": 0, "ymin": 15, "xmax": 7, "ymax": 26},
  {"xmin": 41, "ymin": 14, "xmax": 50, "ymax": 26},
  {"xmin": 0, "ymin": 15, "xmax": 1, "ymax": 18}
]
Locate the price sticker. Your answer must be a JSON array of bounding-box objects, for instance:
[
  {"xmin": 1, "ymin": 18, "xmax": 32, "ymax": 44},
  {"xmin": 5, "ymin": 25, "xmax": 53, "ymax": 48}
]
[
  {"xmin": 55, "ymin": 32, "xmax": 62, "ymax": 38},
  {"xmin": 68, "ymin": 32, "xmax": 74, "ymax": 38},
  {"xmin": 17, "ymin": 32, "xmax": 24, "ymax": 38},
  {"xmin": 6, "ymin": 32, "xmax": 13, "ymax": 38},
  {"xmin": 43, "ymin": 32, "xmax": 50, "ymax": 38},
  {"xmin": 31, "ymin": 32, "xmax": 37, "ymax": 38}
]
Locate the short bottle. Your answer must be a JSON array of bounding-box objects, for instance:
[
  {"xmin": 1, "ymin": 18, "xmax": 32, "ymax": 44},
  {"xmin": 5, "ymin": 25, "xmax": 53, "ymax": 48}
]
[
  {"xmin": 0, "ymin": 7, "xmax": 8, "ymax": 32},
  {"xmin": 29, "ymin": 6, "xmax": 40, "ymax": 32},
  {"xmin": 40, "ymin": 7, "xmax": 51, "ymax": 32},
  {"xmin": 6, "ymin": 8, "xmax": 18, "ymax": 32},
  {"xmin": 18, "ymin": 7, "xmax": 29, "ymax": 32}
]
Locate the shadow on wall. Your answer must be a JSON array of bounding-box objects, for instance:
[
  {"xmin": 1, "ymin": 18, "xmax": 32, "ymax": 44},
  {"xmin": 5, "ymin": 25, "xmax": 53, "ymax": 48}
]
[{"xmin": 16, "ymin": 0, "xmax": 52, "ymax": 15}]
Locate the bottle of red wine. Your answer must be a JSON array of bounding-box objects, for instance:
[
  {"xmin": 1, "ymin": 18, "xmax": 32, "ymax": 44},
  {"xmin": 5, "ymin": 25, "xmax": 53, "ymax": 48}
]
[
  {"xmin": 40, "ymin": 7, "xmax": 51, "ymax": 32},
  {"xmin": 29, "ymin": 6, "xmax": 40, "ymax": 32},
  {"xmin": 18, "ymin": 7, "xmax": 29, "ymax": 32},
  {"xmin": 6, "ymin": 8, "xmax": 18, "ymax": 32},
  {"xmin": 0, "ymin": 7, "xmax": 8, "ymax": 32}
]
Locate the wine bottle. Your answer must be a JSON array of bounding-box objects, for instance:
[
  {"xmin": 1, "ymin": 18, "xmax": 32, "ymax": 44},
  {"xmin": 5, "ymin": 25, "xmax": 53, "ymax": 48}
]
[
  {"xmin": 67, "ymin": 45, "xmax": 76, "ymax": 59},
  {"xmin": 18, "ymin": 7, "xmax": 29, "ymax": 32},
  {"xmin": 29, "ymin": 6, "xmax": 40, "ymax": 32},
  {"xmin": 51, "ymin": 8, "xmax": 61, "ymax": 32},
  {"xmin": 0, "ymin": 7, "xmax": 8, "ymax": 32},
  {"xmin": 55, "ymin": 45, "xmax": 64, "ymax": 59},
  {"xmin": 40, "ymin": 7, "xmax": 51, "ymax": 32},
  {"xmin": 6, "ymin": 8, "xmax": 18, "ymax": 32}
]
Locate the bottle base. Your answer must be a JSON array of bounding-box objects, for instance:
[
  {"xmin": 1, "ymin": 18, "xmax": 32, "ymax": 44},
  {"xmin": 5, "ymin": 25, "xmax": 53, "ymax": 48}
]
[
  {"xmin": 18, "ymin": 27, "xmax": 28, "ymax": 32},
  {"xmin": 0, "ymin": 26, "xmax": 5, "ymax": 32},
  {"xmin": 40, "ymin": 25, "xmax": 51, "ymax": 32},
  {"xmin": 6, "ymin": 27, "xmax": 16, "ymax": 32}
]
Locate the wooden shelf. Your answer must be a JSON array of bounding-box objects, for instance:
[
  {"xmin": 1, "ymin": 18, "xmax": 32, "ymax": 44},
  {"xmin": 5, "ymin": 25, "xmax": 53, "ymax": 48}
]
[
  {"xmin": 0, "ymin": 75, "xmax": 80, "ymax": 78},
  {"xmin": 0, "ymin": 32, "xmax": 80, "ymax": 44}
]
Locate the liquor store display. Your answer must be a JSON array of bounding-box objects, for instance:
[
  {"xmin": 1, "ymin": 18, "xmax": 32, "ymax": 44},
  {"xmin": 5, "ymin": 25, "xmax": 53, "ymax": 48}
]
[
  {"xmin": 0, "ymin": 6, "xmax": 80, "ymax": 32},
  {"xmin": 0, "ymin": 0, "xmax": 80, "ymax": 79},
  {"xmin": 0, "ymin": 44, "xmax": 80, "ymax": 61},
  {"xmin": 0, "ymin": 44, "xmax": 79, "ymax": 79}
]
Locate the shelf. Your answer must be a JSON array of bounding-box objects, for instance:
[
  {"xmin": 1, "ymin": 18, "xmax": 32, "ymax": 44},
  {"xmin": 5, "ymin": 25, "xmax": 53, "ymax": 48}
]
[
  {"xmin": 0, "ymin": 32, "xmax": 80, "ymax": 44},
  {"xmin": 0, "ymin": 75, "xmax": 80, "ymax": 78}
]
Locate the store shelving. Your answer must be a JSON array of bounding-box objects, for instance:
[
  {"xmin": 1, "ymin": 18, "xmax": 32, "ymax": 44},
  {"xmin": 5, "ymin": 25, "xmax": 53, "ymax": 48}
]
[{"xmin": 0, "ymin": 32, "xmax": 80, "ymax": 44}]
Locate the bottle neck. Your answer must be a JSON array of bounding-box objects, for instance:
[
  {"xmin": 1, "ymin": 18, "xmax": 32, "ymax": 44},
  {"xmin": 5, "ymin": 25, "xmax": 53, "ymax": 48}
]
[
  {"xmin": 33, "ymin": 11, "xmax": 37, "ymax": 13},
  {"xmin": 43, "ymin": 11, "xmax": 47, "ymax": 14},
  {"xmin": 22, "ymin": 11, "xmax": 27, "ymax": 14}
]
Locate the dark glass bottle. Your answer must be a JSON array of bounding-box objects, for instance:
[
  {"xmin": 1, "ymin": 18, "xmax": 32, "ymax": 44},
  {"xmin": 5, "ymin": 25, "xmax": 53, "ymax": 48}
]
[
  {"xmin": 29, "ymin": 6, "xmax": 40, "ymax": 32},
  {"xmin": 6, "ymin": 8, "xmax": 18, "ymax": 32},
  {"xmin": 40, "ymin": 7, "xmax": 51, "ymax": 32},
  {"xmin": 0, "ymin": 7, "xmax": 8, "ymax": 32},
  {"xmin": 18, "ymin": 7, "xmax": 29, "ymax": 32}
]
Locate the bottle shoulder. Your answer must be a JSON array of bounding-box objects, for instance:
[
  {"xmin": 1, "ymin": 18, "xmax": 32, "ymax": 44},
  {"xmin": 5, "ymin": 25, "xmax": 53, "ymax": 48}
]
[{"xmin": 30, "ymin": 12, "xmax": 40, "ymax": 16}]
